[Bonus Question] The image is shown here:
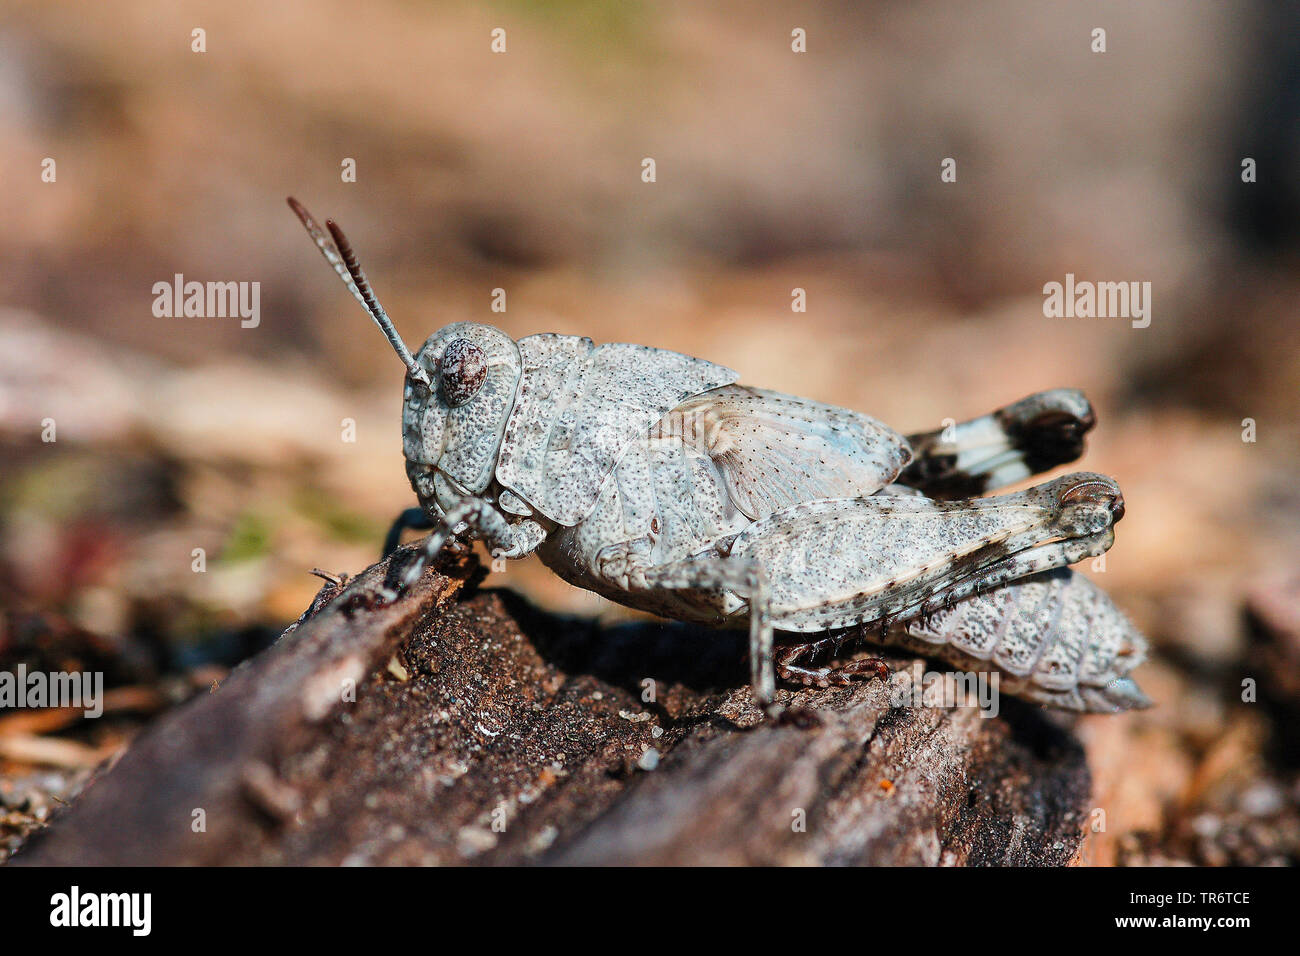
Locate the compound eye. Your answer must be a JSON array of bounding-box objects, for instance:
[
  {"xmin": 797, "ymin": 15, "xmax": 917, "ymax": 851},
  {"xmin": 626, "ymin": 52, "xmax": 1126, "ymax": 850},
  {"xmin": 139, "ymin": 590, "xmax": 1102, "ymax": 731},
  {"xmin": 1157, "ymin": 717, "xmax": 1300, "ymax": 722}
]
[{"xmin": 439, "ymin": 338, "xmax": 488, "ymax": 407}]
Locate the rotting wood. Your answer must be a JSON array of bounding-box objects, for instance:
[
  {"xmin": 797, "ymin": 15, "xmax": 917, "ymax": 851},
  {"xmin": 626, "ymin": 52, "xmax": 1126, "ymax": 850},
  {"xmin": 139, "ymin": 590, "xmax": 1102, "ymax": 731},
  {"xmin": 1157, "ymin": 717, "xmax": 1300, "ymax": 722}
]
[{"xmin": 14, "ymin": 548, "xmax": 1091, "ymax": 866}]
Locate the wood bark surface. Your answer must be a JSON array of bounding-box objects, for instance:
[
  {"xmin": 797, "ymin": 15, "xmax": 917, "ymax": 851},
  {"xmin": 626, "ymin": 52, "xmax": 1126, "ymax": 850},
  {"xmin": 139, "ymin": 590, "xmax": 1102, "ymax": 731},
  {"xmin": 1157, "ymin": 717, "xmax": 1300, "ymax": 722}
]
[{"xmin": 15, "ymin": 547, "xmax": 1092, "ymax": 866}]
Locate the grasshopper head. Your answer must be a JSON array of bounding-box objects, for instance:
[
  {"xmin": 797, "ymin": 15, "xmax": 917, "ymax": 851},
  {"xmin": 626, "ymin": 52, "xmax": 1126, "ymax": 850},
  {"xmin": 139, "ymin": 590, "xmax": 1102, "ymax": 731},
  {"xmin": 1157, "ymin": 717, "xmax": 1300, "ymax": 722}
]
[
  {"xmin": 288, "ymin": 199, "xmax": 522, "ymax": 516},
  {"xmin": 402, "ymin": 322, "xmax": 521, "ymax": 513}
]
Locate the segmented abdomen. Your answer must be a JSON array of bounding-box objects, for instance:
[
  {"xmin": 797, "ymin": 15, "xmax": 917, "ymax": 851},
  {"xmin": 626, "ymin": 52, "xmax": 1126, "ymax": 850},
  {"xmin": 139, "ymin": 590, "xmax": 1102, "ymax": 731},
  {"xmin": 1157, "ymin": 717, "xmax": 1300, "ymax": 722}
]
[{"xmin": 873, "ymin": 567, "xmax": 1150, "ymax": 713}]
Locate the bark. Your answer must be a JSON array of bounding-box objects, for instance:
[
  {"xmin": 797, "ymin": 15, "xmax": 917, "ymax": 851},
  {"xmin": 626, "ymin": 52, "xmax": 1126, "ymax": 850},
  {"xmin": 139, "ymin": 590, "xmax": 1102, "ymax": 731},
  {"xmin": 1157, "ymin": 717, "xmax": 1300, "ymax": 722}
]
[{"xmin": 14, "ymin": 547, "xmax": 1091, "ymax": 866}]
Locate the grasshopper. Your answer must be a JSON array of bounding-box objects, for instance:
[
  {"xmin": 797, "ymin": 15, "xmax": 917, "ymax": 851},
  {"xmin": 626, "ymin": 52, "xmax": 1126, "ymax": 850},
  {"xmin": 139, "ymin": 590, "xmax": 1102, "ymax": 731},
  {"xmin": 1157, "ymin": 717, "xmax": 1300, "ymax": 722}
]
[{"xmin": 289, "ymin": 198, "xmax": 1149, "ymax": 715}]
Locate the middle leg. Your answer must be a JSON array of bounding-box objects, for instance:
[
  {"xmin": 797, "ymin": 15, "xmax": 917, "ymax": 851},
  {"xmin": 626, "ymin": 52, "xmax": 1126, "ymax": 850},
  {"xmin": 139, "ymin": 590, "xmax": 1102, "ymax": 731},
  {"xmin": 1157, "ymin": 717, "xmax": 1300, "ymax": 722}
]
[{"xmin": 638, "ymin": 554, "xmax": 777, "ymax": 709}]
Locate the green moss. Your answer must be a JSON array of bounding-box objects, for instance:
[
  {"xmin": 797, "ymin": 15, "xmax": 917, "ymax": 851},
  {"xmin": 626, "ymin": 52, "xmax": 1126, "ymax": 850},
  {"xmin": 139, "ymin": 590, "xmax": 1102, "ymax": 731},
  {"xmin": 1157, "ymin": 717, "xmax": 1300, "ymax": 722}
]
[
  {"xmin": 219, "ymin": 512, "xmax": 272, "ymax": 563},
  {"xmin": 292, "ymin": 488, "xmax": 384, "ymax": 545},
  {"xmin": 0, "ymin": 454, "xmax": 100, "ymax": 520}
]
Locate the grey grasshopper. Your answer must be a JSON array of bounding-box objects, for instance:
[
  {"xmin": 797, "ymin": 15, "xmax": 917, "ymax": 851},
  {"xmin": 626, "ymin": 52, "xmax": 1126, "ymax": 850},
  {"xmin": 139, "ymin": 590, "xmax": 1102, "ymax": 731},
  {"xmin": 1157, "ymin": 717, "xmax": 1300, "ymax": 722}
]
[{"xmin": 289, "ymin": 198, "xmax": 1150, "ymax": 715}]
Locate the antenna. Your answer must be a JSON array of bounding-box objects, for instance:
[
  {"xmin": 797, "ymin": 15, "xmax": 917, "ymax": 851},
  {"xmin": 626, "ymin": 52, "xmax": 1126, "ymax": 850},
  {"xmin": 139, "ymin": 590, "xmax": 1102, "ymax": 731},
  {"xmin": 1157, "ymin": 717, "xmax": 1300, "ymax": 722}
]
[{"xmin": 287, "ymin": 197, "xmax": 431, "ymax": 388}]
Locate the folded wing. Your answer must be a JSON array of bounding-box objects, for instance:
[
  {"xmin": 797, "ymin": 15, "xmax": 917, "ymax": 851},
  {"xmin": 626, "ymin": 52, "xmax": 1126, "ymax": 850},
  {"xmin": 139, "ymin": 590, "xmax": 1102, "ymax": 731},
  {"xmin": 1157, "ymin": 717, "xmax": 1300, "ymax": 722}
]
[{"xmin": 658, "ymin": 385, "xmax": 912, "ymax": 520}]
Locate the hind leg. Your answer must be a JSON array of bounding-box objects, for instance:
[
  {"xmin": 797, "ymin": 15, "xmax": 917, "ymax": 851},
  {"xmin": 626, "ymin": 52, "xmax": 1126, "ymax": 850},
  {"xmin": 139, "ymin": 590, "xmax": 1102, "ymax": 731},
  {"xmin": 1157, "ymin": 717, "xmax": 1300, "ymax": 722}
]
[
  {"xmin": 720, "ymin": 470, "xmax": 1123, "ymax": 637},
  {"xmin": 898, "ymin": 389, "xmax": 1095, "ymax": 498},
  {"xmin": 638, "ymin": 471, "xmax": 1122, "ymax": 710}
]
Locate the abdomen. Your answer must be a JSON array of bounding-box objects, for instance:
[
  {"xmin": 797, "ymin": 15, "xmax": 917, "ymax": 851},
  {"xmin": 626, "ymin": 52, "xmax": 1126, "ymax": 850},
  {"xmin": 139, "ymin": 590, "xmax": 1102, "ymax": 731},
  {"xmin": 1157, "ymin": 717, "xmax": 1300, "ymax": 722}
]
[{"xmin": 537, "ymin": 427, "xmax": 749, "ymax": 622}]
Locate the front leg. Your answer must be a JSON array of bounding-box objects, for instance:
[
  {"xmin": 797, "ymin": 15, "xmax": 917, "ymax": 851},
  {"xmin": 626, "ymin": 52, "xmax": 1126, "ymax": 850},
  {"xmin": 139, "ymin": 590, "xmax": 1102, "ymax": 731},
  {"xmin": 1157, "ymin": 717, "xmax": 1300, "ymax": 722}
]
[
  {"xmin": 382, "ymin": 507, "xmax": 435, "ymax": 558},
  {"xmin": 385, "ymin": 498, "xmax": 546, "ymax": 599}
]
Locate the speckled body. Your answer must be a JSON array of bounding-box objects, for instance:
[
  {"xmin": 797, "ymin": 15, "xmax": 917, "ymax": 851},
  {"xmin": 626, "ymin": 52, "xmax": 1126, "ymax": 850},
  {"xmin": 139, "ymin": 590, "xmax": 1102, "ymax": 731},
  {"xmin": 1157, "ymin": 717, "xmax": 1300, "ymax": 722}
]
[
  {"xmin": 538, "ymin": 427, "xmax": 1146, "ymax": 713},
  {"xmin": 288, "ymin": 199, "xmax": 1148, "ymax": 714},
  {"xmin": 875, "ymin": 566, "xmax": 1148, "ymax": 712},
  {"xmin": 537, "ymin": 384, "xmax": 909, "ymax": 622},
  {"xmin": 391, "ymin": 322, "xmax": 1145, "ymax": 713}
]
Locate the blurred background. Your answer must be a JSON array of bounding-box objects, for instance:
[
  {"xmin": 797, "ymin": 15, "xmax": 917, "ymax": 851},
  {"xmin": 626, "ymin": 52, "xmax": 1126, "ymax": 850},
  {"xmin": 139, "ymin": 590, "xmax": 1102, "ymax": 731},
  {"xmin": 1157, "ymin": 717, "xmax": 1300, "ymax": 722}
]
[{"xmin": 0, "ymin": 0, "xmax": 1297, "ymax": 864}]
